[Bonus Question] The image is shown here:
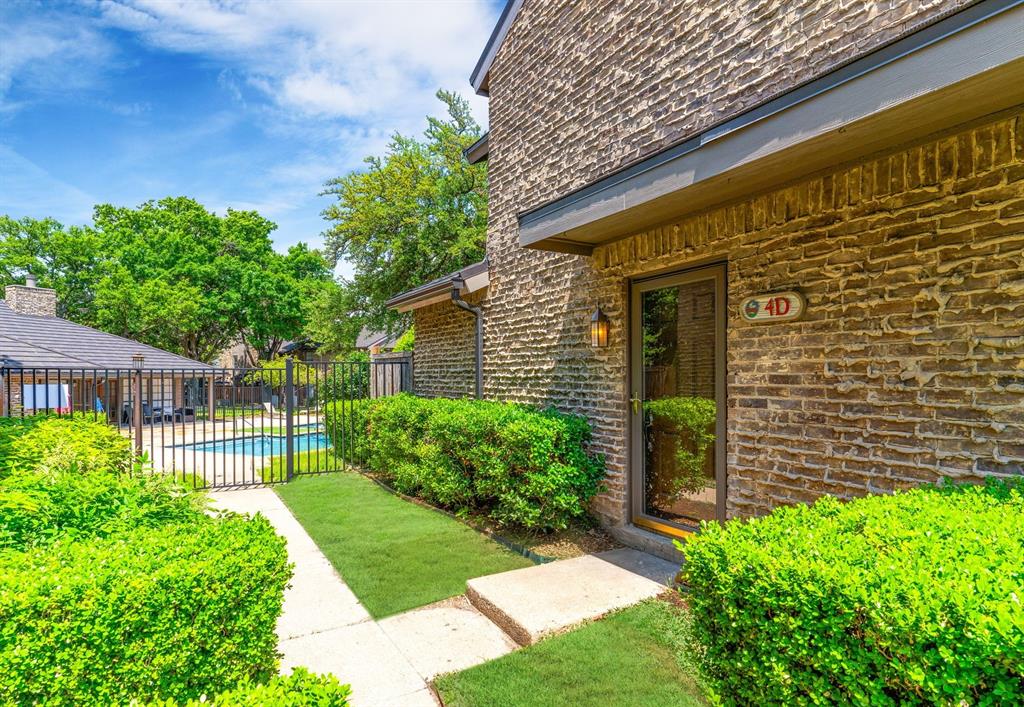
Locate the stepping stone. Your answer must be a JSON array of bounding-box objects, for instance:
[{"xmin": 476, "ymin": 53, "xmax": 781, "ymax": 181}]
[
  {"xmin": 378, "ymin": 597, "xmax": 518, "ymax": 679},
  {"xmin": 466, "ymin": 548, "xmax": 677, "ymax": 646}
]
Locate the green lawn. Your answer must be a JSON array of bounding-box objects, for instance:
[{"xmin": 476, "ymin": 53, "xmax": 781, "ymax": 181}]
[
  {"xmin": 274, "ymin": 472, "xmax": 533, "ymax": 617},
  {"xmin": 434, "ymin": 599, "xmax": 708, "ymax": 707}
]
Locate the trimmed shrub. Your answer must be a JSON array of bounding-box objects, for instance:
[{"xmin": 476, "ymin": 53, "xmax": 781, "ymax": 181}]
[
  {"xmin": 0, "ymin": 415, "xmax": 132, "ymax": 475},
  {"xmin": 681, "ymin": 480, "xmax": 1024, "ymax": 705},
  {"xmin": 0, "ymin": 516, "xmax": 291, "ymax": 705},
  {"xmin": 0, "ymin": 466, "xmax": 207, "ymax": 550},
  {"xmin": 145, "ymin": 668, "xmax": 351, "ymax": 706},
  {"xmin": 325, "ymin": 393, "xmax": 605, "ymax": 530}
]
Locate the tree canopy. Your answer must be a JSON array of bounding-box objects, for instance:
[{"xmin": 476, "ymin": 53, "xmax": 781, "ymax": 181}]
[
  {"xmin": 317, "ymin": 90, "xmax": 487, "ymax": 344},
  {"xmin": 1, "ymin": 198, "xmax": 335, "ymax": 363}
]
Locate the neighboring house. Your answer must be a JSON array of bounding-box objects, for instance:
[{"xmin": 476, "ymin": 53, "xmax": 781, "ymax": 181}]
[
  {"xmin": 280, "ymin": 339, "xmax": 334, "ymax": 364},
  {"xmin": 354, "ymin": 327, "xmax": 400, "ymax": 355},
  {"xmin": 216, "ymin": 339, "xmax": 256, "ymax": 369},
  {"xmin": 0, "ymin": 281, "xmax": 217, "ymax": 421},
  {"xmin": 390, "ymin": 0, "xmax": 1024, "ymax": 553}
]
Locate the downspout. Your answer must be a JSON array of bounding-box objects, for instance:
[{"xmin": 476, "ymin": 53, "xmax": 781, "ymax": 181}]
[{"xmin": 450, "ymin": 278, "xmax": 483, "ymax": 399}]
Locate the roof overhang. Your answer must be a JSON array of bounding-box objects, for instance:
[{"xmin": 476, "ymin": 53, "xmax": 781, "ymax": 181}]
[
  {"xmin": 470, "ymin": 0, "xmax": 522, "ymax": 95},
  {"xmin": 518, "ymin": 0, "xmax": 1024, "ymax": 255},
  {"xmin": 386, "ymin": 260, "xmax": 490, "ymax": 313},
  {"xmin": 465, "ymin": 133, "xmax": 489, "ymax": 164}
]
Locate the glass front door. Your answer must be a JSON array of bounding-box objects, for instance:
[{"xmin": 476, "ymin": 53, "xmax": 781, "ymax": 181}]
[{"xmin": 630, "ymin": 264, "xmax": 725, "ymax": 535}]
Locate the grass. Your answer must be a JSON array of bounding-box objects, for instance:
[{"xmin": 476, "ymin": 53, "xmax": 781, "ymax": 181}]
[
  {"xmin": 274, "ymin": 472, "xmax": 533, "ymax": 617},
  {"xmin": 434, "ymin": 599, "xmax": 708, "ymax": 707}
]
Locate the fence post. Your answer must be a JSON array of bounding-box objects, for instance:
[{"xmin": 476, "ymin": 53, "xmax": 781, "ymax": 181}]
[
  {"xmin": 133, "ymin": 370, "xmax": 143, "ymax": 458},
  {"xmin": 285, "ymin": 357, "xmax": 295, "ymax": 482}
]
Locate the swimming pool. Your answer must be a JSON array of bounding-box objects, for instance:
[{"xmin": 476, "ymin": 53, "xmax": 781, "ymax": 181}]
[{"xmin": 180, "ymin": 431, "xmax": 330, "ymax": 456}]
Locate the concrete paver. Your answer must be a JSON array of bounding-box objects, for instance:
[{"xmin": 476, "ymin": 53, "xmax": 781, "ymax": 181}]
[
  {"xmin": 278, "ymin": 622, "xmax": 429, "ymax": 705},
  {"xmin": 379, "ymin": 597, "xmax": 518, "ymax": 679},
  {"xmin": 465, "ymin": 547, "xmax": 677, "ymax": 645}
]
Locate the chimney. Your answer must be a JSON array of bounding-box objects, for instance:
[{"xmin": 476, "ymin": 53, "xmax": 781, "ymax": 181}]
[{"xmin": 4, "ymin": 277, "xmax": 57, "ymax": 317}]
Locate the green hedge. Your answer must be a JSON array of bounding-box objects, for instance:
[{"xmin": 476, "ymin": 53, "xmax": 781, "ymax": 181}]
[
  {"xmin": 0, "ymin": 417, "xmax": 315, "ymax": 705},
  {"xmin": 0, "ymin": 465, "xmax": 206, "ymax": 550},
  {"xmin": 0, "ymin": 516, "xmax": 291, "ymax": 705},
  {"xmin": 0, "ymin": 415, "xmax": 131, "ymax": 475},
  {"xmin": 144, "ymin": 668, "xmax": 351, "ymax": 706},
  {"xmin": 325, "ymin": 394, "xmax": 605, "ymax": 530},
  {"xmin": 681, "ymin": 481, "xmax": 1024, "ymax": 705}
]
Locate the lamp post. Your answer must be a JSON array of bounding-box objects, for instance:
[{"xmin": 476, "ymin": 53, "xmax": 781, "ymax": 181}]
[
  {"xmin": 590, "ymin": 308, "xmax": 610, "ymax": 348},
  {"xmin": 132, "ymin": 354, "xmax": 144, "ymax": 458}
]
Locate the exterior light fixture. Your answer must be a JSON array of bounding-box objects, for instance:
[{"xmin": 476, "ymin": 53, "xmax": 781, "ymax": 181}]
[
  {"xmin": 590, "ymin": 308, "xmax": 610, "ymax": 348},
  {"xmin": 132, "ymin": 353, "xmax": 145, "ymax": 370}
]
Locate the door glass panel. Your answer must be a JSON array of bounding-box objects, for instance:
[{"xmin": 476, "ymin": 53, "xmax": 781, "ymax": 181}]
[{"xmin": 641, "ymin": 277, "xmax": 718, "ymax": 525}]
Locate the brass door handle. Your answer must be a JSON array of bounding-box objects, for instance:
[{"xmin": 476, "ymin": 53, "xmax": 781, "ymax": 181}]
[{"xmin": 630, "ymin": 395, "xmax": 642, "ymax": 415}]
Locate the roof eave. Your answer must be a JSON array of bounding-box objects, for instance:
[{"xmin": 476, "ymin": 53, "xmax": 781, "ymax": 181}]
[
  {"xmin": 464, "ymin": 132, "xmax": 490, "ymax": 164},
  {"xmin": 470, "ymin": 0, "xmax": 523, "ymax": 96},
  {"xmin": 386, "ymin": 260, "xmax": 490, "ymax": 313}
]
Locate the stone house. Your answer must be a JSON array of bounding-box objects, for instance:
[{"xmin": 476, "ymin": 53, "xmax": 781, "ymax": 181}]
[{"xmin": 389, "ymin": 0, "xmax": 1024, "ymax": 555}]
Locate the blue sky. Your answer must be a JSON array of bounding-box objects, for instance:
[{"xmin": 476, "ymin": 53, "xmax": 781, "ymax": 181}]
[{"xmin": 0, "ymin": 0, "xmax": 498, "ymax": 275}]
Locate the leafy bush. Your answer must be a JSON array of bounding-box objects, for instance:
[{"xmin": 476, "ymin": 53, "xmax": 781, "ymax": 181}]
[
  {"xmin": 0, "ymin": 415, "xmax": 131, "ymax": 475},
  {"xmin": 0, "ymin": 516, "xmax": 291, "ymax": 705},
  {"xmin": 145, "ymin": 668, "xmax": 351, "ymax": 706},
  {"xmin": 681, "ymin": 480, "xmax": 1024, "ymax": 705},
  {"xmin": 393, "ymin": 326, "xmax": 414, "ymax": 352},
  {"xmin": 326, "ymin": 393, "xmax": 605, "ymax": 530},
  {"xmin": 0, "ymin": 465, "xmax": 206, "ymax": 550}
]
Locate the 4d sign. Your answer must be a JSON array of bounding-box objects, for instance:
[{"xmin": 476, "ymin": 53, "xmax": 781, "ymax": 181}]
[{"xmin": 740, "ymin": 291, "xmax": 805, "ymax": 323}]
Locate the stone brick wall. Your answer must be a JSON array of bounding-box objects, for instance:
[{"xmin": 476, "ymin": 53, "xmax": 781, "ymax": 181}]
[
  {"xmin": 412, "ymin": 295, "xmax": 481, "ymax": 399},
  {"xmin": 487, "ymin": 0, "xmax": 973, "ymax": 216},
  {"xmin": 473, "ymin": 0, "xmax": 991, "ymax": 525},
  {"xmin": 4, "ymin": 285, "xmax": 57, "ymax": 317},
  {"xmin": 478, "ymin": 112, "xmax": 1024, "ymax": 525}
]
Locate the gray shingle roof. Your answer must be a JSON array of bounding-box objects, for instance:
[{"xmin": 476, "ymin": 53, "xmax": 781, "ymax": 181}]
[
  {"xmin": 0, "ymin": 300, "xmax": 216, "ymax": 371},
  {"xmin": 355, "ymin": 327, "xmax": 399, "ymax": 350}
]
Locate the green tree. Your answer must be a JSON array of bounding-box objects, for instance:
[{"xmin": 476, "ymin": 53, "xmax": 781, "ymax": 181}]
[
  {"xmin": 319, "ymin": 90, "xmax": 487, "ymax": 344},
  {"xmin": 2, "ymin": 198, "xmax": 333, "ymax": 364},
  {"xmin": 0, "ymin": 216, "xmax": 104, "ymax": 323},
  {"xmin": 238, "ymin": 243, "xmax": 333, "ymax": 365}
]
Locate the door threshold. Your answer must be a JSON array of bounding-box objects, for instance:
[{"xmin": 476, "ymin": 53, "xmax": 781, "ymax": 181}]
[{"xmin": 632, "ymin": 516, "xmax": 696, "ymax": 540}]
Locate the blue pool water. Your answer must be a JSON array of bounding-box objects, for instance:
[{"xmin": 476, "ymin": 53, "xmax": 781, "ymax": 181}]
[{"xmin": 182, "ymin": 432, "xmax": 330, "ymax": 456}]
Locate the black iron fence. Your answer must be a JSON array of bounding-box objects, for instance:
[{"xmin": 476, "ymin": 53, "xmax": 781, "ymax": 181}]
[{"xmin": 0, "ymin": 358, "xmax": 411, "ymax": 489}]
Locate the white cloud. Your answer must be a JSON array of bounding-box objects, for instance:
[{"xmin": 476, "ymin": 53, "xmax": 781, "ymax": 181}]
[
  {"xmin": 95, "ymin": 0, "xmax": 495, "ymax": 124},
  {"xmin": 0, "ymin": 6, "xmax": 113, "ymax": 105}
]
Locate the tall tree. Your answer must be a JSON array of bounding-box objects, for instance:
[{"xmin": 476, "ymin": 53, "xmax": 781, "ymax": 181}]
[
  {"xmin": 318, "ymin": 90, "xmax": 487, "ymax": 343},
  {"xmin": 2, "ymin": 198, "xmax": 333, "ymax": 364},
  {"xmin": 0, "ymin": 216, "xmax": 104, "ymax": 323}
]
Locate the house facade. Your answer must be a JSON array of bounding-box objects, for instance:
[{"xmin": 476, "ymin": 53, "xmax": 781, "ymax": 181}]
[{"xmin": 393, "ymin": 0, "xmax": 1024, "ymax": 552}]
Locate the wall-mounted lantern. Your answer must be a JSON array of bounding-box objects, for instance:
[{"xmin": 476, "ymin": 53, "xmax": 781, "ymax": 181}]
[
  {"xmin": 132, "ymin": 353, "xmax": 145, "ymax": 370},
  {"xmin": 590, "ymin": 308, "xmax": 610, "ymax": 348}
]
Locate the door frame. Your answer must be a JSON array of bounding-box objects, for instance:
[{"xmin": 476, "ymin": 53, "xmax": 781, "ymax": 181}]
[{"xmin": 628, "ymin": 262, "xmax": 728, "ymax": 537}]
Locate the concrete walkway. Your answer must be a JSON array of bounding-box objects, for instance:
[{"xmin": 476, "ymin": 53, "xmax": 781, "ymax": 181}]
[
  {"xmin": 210, "ymin": 487, "xmax": 678, "ymax": 705},
  {"xmin": 210, "ymin": 488, "xmax": 437, "ymax": 707}
]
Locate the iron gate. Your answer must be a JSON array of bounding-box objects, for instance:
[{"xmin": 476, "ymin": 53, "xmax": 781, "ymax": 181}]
[{"xmin": 0, "ymin": 358, "xmax": 411, "ymax": 489}]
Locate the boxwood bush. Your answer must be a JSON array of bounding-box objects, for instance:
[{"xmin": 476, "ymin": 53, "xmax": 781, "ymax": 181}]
[
  {"xmin": 325, "ymin": 394, "xmax": 605, "ymax": 530},
  {"xmin": 0, "ymin": 465, "xmax": 206, "ymax": 549},
  {"xmin": 145, "ymin": 668, "xmax": 351, "ymax": 706},
  {"xmin": 0, "ymin": 516, "xmax": 291, "ymax": 705},
  {"xmin": 0, "ymin": 416, "xmax": 322, "ymax": 705},
  {"xmin": 681, "ymin": 480, "xmax": 1024, "ymax": 705},
  {"xmin": 0, "ymin": 415, "xmax": 131, "ymax": 474}
]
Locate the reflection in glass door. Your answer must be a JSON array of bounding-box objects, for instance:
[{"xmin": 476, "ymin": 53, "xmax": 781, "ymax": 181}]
[{"xmin": 630, "ymin": 265, "xmax": 725, "ymax": 535}]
